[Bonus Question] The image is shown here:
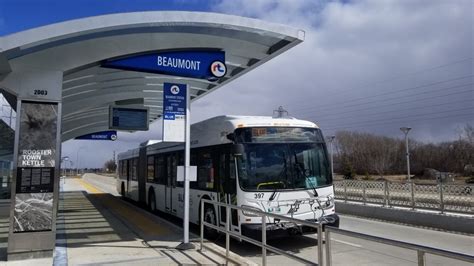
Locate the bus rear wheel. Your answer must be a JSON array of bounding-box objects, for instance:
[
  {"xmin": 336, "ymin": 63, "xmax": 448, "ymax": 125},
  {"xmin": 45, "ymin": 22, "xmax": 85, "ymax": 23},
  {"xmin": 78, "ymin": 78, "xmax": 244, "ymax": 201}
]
[{"xmin": 149, "ymin": 191, "xmax": 156, "ymax": 212}]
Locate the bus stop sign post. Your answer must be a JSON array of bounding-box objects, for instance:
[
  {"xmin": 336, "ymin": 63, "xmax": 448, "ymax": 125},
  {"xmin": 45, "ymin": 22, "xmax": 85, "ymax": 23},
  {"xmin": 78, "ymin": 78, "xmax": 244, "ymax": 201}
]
[{"xmin": 176, "ymin": 85, "xmax": 195, "ymax": 250}]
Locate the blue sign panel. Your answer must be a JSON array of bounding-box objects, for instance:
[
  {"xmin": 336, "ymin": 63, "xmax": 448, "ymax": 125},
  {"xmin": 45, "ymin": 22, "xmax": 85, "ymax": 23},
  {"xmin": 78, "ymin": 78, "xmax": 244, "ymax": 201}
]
[
  {"xmin": 163, "ymin": 83, "xmax": 186, "ymax": 119},
  {"xmin": 75, "ymin": 130, "xmax": 117, "ymax": 141},
  {"xmin": 102, "ymin": 51, "xmax": 226, "ymax": 80}
]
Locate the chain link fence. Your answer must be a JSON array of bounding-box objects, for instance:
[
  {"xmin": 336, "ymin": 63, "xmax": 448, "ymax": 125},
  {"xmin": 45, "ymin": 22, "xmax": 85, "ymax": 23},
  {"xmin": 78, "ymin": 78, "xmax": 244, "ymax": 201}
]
[{"xmin": 334, "ymin": 180, "xmax": 473, "ymax": 214}]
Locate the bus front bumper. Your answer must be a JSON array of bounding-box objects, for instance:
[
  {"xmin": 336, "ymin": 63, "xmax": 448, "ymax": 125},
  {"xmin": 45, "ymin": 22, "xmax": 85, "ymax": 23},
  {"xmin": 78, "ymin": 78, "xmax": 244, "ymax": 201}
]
[{"xmin": 241, "ymin": 214, "xmax": 339, "ymax": 239}]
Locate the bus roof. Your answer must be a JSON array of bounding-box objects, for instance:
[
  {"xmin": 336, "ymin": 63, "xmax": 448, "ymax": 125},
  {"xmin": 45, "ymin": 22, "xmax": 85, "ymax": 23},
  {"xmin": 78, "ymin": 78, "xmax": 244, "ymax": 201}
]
[
  {"xmin": 196, "ymin": 115, "xmax": 319, "ymax": 130},
  {"xmin": 118, "ymin": 115, "xmax": 319, "ymax": 159}
]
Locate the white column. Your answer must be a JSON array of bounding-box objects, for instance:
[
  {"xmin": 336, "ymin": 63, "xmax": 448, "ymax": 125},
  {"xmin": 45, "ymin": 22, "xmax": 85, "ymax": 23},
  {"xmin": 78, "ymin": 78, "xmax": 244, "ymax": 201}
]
[{"xmin": 177, "ymin": 84, "xmax": 194, "ymax": 250}]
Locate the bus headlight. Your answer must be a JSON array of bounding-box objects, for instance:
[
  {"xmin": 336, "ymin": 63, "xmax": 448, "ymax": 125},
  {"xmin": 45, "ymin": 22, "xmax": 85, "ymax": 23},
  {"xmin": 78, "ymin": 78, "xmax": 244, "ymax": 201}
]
[
  {"xmin": 241, "ymin": 205, "xmax": 263, "ymax": 217},
  {"xmin": 323, "ymin": 196, "xmax": 335, "ymax": 209}
]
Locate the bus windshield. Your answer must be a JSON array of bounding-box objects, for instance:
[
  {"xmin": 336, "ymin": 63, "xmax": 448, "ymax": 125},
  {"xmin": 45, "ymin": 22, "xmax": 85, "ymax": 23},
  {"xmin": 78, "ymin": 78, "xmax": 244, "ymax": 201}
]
[{"xmin": 236, "ymin": 142, "xmax": 331, "ymax": 191}]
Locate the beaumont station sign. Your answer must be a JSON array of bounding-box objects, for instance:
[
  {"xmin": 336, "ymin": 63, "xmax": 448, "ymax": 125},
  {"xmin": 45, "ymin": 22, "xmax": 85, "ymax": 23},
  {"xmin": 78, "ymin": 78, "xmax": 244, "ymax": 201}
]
[{"xmin": 102, "ymin": 50, "xmax": 226, "ymax": 80}]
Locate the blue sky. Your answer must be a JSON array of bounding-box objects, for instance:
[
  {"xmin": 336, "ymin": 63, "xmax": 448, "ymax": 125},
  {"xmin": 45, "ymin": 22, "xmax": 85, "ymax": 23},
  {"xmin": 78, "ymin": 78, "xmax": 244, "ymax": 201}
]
[{"xmin": 0, "ymin": 0, "xmax": 215, "ymax": 36}]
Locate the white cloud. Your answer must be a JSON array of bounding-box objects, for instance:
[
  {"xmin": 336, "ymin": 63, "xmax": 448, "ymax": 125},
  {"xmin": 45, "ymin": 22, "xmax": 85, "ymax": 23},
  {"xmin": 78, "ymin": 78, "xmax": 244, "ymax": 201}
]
[
  {"xmin": 198, "ymin": 0, "xmax": 473, "ymax": 138},
  {"xmin": 62, "ymin": 0, "xmax": 473, "ymax": 167}
]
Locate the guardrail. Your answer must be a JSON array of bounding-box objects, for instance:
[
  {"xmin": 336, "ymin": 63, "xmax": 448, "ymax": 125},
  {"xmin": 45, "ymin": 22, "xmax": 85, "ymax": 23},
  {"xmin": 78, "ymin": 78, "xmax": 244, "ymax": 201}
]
[
  {"xmin": 324, "ymin": 226, "xmax": 474, "ymax": 266},
  {"xmin": 199, "ymin": 200, "xmax": 474, "ymax": 266},
  {"xmin": 200, "ymin": 198, "xmax": 327, "ymax": 266},
  {"xmin": 334, "ymin": 180, "xmax": 473, "ymax": 214}
]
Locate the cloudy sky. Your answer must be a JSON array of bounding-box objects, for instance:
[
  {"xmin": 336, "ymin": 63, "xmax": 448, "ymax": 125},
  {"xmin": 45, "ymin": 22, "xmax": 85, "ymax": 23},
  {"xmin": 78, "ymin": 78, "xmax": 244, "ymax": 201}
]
[{"xmin": 1, "ymin": 0, "xmax": 473, "ymax": 168}]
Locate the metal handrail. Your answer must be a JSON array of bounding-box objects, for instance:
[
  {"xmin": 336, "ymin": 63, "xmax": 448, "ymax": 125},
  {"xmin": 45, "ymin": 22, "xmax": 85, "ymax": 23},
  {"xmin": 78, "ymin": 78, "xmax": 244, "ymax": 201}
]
[
  {"xmin": 199, "ymin": 199, "xmax": 474, "ymax": 266},
  {"xmin": 200, "ymin": 199, "xmax": 325, "ymax": 266},
  {"xmin": 324, "ymin": 226, "xmax": 474, "ymax": 266}
]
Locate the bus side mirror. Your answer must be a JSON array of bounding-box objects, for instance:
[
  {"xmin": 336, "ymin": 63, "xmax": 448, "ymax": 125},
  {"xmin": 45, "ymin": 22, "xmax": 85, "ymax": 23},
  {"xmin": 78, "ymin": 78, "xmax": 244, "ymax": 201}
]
[
  {"xmin": 232, "ymin": 144, "xmax": 244, "ymax": 156},
  {"xmin": 226, "ymin": 133, "xmax": 235, "ymax": 141}
]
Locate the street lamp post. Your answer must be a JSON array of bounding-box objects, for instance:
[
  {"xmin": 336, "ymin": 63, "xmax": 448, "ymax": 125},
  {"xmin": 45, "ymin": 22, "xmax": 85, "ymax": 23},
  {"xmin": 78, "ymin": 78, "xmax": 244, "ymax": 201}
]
[
  {"xmin": 76, "ymin": 147, "xmax": 85, "ymax": 175},
  {"xmin": 400, "ymin": 127, "xmax": 412, "ymax": 181},
  {"xmin": 61, "ymin": 156, "xmax": 69, "ymax": 176},
  {"xmin": 328, "ymin": 135, "xmax": 336, "ymax": 178}
]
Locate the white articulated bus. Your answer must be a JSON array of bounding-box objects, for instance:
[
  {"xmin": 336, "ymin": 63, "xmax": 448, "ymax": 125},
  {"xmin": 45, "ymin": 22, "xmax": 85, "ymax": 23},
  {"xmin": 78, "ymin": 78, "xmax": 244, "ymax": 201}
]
[{"xmin": 117, "ymin": 115, "xmax": 339, "ymax": 237}]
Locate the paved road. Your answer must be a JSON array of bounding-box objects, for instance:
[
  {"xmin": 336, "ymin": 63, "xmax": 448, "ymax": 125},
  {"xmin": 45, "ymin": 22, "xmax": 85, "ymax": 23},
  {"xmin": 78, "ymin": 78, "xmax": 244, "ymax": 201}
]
[{"xmin": 87, "ymin": 173, "xmax": 473, "ymax": 265}]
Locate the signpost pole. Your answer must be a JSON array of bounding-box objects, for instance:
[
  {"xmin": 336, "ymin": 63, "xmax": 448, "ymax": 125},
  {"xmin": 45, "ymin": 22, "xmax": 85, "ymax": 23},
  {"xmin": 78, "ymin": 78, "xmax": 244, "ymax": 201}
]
[{"xmin": 177, "ymin": 85, "xmax": 194, "ymax": 250}]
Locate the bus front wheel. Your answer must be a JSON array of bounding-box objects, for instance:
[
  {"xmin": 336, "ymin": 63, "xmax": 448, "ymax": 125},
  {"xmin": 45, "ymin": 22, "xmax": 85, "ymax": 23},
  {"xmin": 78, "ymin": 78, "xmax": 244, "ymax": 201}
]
[{"xmin": 203, "ymin": 204, "xmax": 218, "ymax": 239}]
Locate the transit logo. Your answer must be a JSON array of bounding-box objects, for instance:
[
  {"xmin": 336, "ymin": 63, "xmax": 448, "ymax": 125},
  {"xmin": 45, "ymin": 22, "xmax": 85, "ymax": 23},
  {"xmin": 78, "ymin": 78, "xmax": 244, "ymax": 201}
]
[
  {"xmin": 170, "ymin": 85, "xmax": 180, "ymax": 95},
  {"xmin": 210, "ymin": 61, "xmax": 226, "ymax": 78}
]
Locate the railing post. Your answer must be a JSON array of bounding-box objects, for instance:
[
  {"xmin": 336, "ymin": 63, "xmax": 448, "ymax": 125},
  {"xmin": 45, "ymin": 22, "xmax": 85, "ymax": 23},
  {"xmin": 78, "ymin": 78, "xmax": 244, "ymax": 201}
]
[
  {"xmin": 226, "ymin": 205, "xmax": 230, "ymax": 264},
  {"xmin": 410, "ymin": 181, "xmax": 415, "ymax": 210},
  {"xmin": 417, "ymin": 250, "xmax": 426, "ymax": 266},
  {"xmin": 363, "ymin": 182, "xmax": 367, "ymax": 205},
  {"xmin": 325, "ymin": 228, "xmax": 332, "ymax": 266},
  {"xmin": 318, "ymin": 222, "xmax": 324, "ymax": 266},
  {"xmin": 439, "ymin": 181, "xmax": 444, "ymax": 214},
  {"xmin": 262, "ymin": 214, "xmax": 267, "ymax": 266},
  {"xmin": 200, "ymin": 200, "xmax": 204, "ymax": 251},
  {"xmin": 387, "ymin": 180, "xmax": 391, "ymax": 207},
  {"xmin": 343, "ymin": 180, "xmax": 347, "ymax": 203},
  {"xmin": 383, "ymin": 179, "xmax": 388, "ymax": 207}
]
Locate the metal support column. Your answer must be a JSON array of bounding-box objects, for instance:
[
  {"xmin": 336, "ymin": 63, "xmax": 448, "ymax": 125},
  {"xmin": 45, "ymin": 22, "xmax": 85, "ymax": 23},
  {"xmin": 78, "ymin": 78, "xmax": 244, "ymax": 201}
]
[
  {"xmin": 177, "ymin": 85, "xmax": 194, "ymax": 250},
  {"xmin": 318, "ymin": 223, "xmax": 324, "ymax": 266}
]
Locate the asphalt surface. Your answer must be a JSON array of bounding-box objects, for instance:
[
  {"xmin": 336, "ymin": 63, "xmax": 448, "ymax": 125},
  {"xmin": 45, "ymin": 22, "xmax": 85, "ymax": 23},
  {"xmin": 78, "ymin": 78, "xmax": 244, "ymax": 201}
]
[{"xmin": 87, "ymin": 173, "xmax": 473, "ymax": 266}]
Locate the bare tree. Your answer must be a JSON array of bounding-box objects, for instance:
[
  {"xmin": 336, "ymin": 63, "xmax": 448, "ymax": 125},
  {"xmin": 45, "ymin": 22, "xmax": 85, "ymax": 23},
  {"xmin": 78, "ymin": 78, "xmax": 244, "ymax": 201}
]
[{"xmin": 103, "ymin": 159, "xmax": 117, "ymax": 173}]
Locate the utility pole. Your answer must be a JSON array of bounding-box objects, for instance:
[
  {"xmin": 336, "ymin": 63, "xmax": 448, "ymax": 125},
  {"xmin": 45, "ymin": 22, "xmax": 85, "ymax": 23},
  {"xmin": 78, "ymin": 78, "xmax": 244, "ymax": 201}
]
[
  {"xmin": 273, "ymin": 106, "xmax": 288, "ymax": 118},
  {"xmin": 400, "ymin": 127, "xmax": 412, "ymax": 181},
  {"xmin": 327, "ymin": 135, "xmax": 336, "ymax": 178}
]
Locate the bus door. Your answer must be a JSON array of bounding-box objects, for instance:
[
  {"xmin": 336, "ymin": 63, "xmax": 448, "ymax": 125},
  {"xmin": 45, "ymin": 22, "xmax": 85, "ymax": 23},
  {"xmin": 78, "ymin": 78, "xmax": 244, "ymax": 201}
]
[
  {"xmin": 138, "ymin": 147, "xmax": 147, "ymax": 205},
  {"xmin": 127, "ymin": 159, "xmax": 132, "ymax": 197},
  {"xmin": 165, "ymin": 155, "xmax": 176, "ymax": 213},
  {"xmin": 218, "ymin": 152, "xmax": 239, "ymax": 231}
]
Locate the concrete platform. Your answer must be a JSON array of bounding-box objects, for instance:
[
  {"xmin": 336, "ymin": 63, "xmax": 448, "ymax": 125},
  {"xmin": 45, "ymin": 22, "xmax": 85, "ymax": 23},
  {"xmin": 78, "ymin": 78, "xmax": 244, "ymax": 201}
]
[
  {"xmin": 57, "ymin": 177, "xmax": 254, "ymax": 265},
  {"xmin": 0, "ymin": 177, "xmax": 255, "ymax": 265}
]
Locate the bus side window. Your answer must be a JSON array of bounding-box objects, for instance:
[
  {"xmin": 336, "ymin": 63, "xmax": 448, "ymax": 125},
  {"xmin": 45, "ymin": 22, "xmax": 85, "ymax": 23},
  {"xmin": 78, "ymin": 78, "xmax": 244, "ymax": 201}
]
[
  {"xmin": 229, "ymin": 154, "xmax": 237, "ymax": 190},
  {"xmin": 197, "ymin": 151, "xmax": 214, "ymax": 191},
  {"xmin": 147, "ymin": 156, "xmax": 154, "ymax": 183},
  {"xmin": 155, "ymin": 156, "xmax": 165, "ymax": 185},
  {"xmin": 132, "ymin": 158, "xmax": 138, "ymax": 181},
  {"xmin": 118, "ymin": 161, "xmax": 122, "ymax": 178},
  {"xmin": 167, "ymin": 154, "xmax": 177, "ymax": 187},
  {"xmin": 120, "ymin": 161, "xmax": 125, "ymax": 178},
  {"xmin": 122, "ymin": 160, "xmax": 126, "ymax": 178},
  {"xmin": 128, "ymin": 159, "xmax": 133, "ymax": 180}
]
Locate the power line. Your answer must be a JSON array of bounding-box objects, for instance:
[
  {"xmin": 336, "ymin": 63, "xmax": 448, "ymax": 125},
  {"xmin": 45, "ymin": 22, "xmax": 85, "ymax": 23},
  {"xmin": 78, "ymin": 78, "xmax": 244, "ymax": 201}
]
[
  {"xmin": 321, "ymin": 112, "xmax": 474, "ymax": 132},
  {"xmin": 295, "ymin": 82, "xmax": 473, "ymax": 116},
  {"xmin": 295, "ymin": 83, "xmax": 473, "ymax": 118},
  {"xmin": 288, "ymin": 57, "xmax": 473, "ymax": 106},
  {"xmin": 291, "ymin": 75, "xmax": 473, "ymax": 113},
  {"xmin": 320, "ymin": 106, "xmax": 474, "ymax": 128},
  {"xmin": 309, "ymin": 98, "xmax": 474, "ymax": 124}
]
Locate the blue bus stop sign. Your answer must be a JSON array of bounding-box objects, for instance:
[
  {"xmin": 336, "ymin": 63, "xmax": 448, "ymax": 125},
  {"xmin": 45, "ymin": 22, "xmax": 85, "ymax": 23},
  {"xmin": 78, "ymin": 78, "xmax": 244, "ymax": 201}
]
[
  {"xmin": 75, "ymin": 130, "xmax": 117, "ymax": 141},
  {"xmin": 102, "ymin": 50, "xmax": 226, "ymax": 80}
]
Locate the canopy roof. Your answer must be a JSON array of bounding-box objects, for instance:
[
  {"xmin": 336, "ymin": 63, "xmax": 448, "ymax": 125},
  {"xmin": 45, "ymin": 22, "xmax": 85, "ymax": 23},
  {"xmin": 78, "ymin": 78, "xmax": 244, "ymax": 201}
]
[{"xmin": 0, "ymin": 11, "xmax": 304, "ymax": 141}]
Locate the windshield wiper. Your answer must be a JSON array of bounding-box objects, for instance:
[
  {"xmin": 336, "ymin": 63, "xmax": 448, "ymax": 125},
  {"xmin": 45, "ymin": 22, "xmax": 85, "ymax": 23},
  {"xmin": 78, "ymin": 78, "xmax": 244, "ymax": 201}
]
[
  {"xmin": 269, "ymin": 153, "xmax": 288, "ymax": 201},
  {"xmin": 294, "ymin": 153, "xmax": 318, "ymax": 197}
]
